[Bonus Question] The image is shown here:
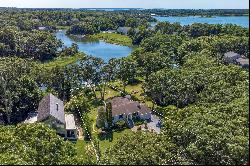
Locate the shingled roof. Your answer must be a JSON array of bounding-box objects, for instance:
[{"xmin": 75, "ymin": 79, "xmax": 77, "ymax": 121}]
[
  {"xmin": 224, "ymin": 52, "xmax": 241, "ymax": 59},
  {"xmin": 109, "ymin": 97, "xmax": 151, "ymax": 116},
  {"xmin": 37, "ymin": 94, "xmax": 65, "ymax": 124}
]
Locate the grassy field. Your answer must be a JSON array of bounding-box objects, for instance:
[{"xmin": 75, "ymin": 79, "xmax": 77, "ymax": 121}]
[
  {"xmin": 95, "ymin": 129, "xmax": 133, "ymax": 152},
  {"xmin": 75, "ymin": 140, "xmax": 89, "ymax": 158},
  {"xmin": 41, "ymin": 53, "xmax": 85, "ymax": 69},
  {"xmin": 96, "ymin": 87, "xmax": 121, "ymax": 100},
  {"xmin": 57, "ymin": 26, "xmax": 70, "ymax": 30},
  {"xmin": 109, "ymin": 80, "xmax": 154, "ymax": 108},
  {"xmin": 89, "ymin": 33, "xmax": 133, "ymax": 47}
]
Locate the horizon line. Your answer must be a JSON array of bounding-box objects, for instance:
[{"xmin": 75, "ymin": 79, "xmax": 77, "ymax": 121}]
[{"xmin": 0, "ymin": 7, "xmax": 249, "ymax": 10}]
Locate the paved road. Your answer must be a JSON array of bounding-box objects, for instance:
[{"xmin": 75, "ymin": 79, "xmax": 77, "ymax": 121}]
[{"xmin": 147, "ymin": 114, "xmax": 161, "ymax": 134}]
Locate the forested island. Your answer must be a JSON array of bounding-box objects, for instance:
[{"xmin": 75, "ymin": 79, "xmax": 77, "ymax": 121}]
[{"xmin": 0, "ymin": 8, "xmax": 249, "ymax": 165}]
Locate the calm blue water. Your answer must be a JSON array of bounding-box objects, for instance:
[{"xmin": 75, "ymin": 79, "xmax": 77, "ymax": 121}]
[
  {"xmin": 56, "ymin": 30, "xmax": 133, "ymax": 62},
  {"xmin": 153, "ymin": 16, "xmax": 249, "ymax": 28}
]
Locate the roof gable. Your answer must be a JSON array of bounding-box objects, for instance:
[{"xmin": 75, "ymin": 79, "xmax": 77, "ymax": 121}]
[
  {"xmin": 37, "ymin": 94, "xmax": 65, "ymax": 124},
  {"xmin": 110, "ymin": 97, "xmax": 151, "ymax": 116}
]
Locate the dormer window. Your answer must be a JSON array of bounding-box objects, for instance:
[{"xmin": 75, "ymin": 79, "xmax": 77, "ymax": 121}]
[{"xmin": 56, "ymin": 103, "xmax": 59, "ymax": 111}]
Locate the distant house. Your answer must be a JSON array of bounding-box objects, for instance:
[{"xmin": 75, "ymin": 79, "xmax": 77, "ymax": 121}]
[
  {"xmin": 71, "ymin": 18, "xmax": 80, "ymax": 24},
  {"xmin": 117, "ymin": 27, "xmax": 131, "ymax": 35},
  {"xmin": 236, "ymin": 58, "xmax": 249, "ymax": 69},
  {"xmin": 224, "ymin": 52, "xmax": 249, "ymax": 69},
  {"xmin": 24, "ymin": 94, "xmax": 77, "ymax": 140},
  {"xmin": 147, "ymin": 26, "xmax": 155, "ymax": 31},
  {"xmin": 38, "ymin": 26, "xmax": 48, "ymax": 31},
  {"xmin": 37, "ymin": 26, "xmax": 55, "ymax": 31},
  {"xmin": 108, "ymin": 96, "xmax": 151, "ymax": 127},
  {"xmin": 224, "ymin": 52, "xmax": 242, "ymax": 64},
  {"xmin": 102, "ymin": 30, "xmax": 116, "ymax": 34}
]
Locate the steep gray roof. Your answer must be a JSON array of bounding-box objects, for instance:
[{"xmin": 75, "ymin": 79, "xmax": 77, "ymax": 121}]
[
  {"xmin": 37, "ymin": 94, "xmax": 65, "ymax": 124},
  {"xmin": 117, "ymin": 27, "xmax": 131, "ymax": 35},
  {"xmin": 109, "ymin": 97, "xmax": 151, "ymax": 116}
]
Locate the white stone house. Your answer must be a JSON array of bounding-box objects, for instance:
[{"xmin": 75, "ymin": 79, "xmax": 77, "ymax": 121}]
[{"xmin": 24, "ymin": 94, "xmax": 77, "ymax": 140}]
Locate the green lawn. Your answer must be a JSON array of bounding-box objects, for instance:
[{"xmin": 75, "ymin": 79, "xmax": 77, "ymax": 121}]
[
  {"xmin": 75, "ymin": 140, "xmax": 89, "ymax": 158},
  {"xmin": 57, "ymin": 26, "xmax": 70, "ymax": 30},
  {"xmin": 41, "ymin": 53, "xmax": 85, "ymax": 69},
  {"xmin": 89, "ymin": 33, "xmax": 133, "ymax": 47},
  {"xmin": 109, "ymin": 80, "xmax": 154, "ymax": 108},
  {"xmin": 96, "ymin": 87, "xmax": 121, "ymax": 100},
  {"xmin": 95, "ymin": 129, "xmax": 133, "ymax": 152}
]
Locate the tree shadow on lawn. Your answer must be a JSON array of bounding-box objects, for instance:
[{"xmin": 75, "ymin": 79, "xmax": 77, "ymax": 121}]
[{"xmin": 97, "ymin": 130, "xmax": 114, "ymax": 142}]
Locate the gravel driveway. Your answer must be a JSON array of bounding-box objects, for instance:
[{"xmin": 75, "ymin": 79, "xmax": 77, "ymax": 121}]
[{"xmin": 147, "ymin": 114, "xmax": 161, "ymax": 134}]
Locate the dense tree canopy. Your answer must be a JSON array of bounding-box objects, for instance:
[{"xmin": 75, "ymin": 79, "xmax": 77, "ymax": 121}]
[
  {"xmin": 163, "ymin": 97, "xmax": 249, "ymax": 165},
  {"xmin": 0, "ymin": 123, "xmax": 85, "ymax": 165},
  {"xmin": 0, "ymin": 7, "xmax": 249, "ymax": 165},
  {"xmin": 0, "ymin": 27, "xmax": 61, "ymax": 60},
  {"xmin": 102, "ymin": 132, "xmax": 189, "ymax": 165},
  {"xmin": 0, "ymin": 58, "xmax": 42, "ymax": 124}
]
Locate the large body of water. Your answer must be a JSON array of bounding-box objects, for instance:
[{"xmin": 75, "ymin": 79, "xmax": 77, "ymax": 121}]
[
  {"xmin": 56, "ymin": 16, "xmax": 249, "ymax": 61},
  {"xmin": 153, "ymin": 16, "xmax": 249, "ymax": 28},
  {"xmin": 56, "ymin": 30, "xmax": 133, "ymax": 62}
]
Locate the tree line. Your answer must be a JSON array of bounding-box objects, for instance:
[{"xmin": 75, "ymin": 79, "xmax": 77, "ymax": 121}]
[{"xmin": 0, "ymin": 8, "xmax": 249, "ymax": 165}]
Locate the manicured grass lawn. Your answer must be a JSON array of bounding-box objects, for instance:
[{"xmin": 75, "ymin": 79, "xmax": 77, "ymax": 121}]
[
  {"xmin": 109, "ymin": 80, "xmax": 154, "ymax": 108},
  {"xmin": 126, "ymin": 83, "xmax": 144, "ymax": 100},
  {"xmin": 89, "ymin": 33, "xmax": 133, "ymax": 47},
  {"xmin": 41, "ymin": 53, "xmax": 85, "ymax": 69},
  {"xmin": 95, "ymin": 129, "xmax": 133, "ymax": 152},
  {"xmin": 75, "ymin": 140, "xmax": 89, "ymax": 158},
  {"xmin": 96, "ymin": 87, "xmax": 121, "ymax": 100},
  {"xmin": 57, "ymin": 26, "xmax": 70, "ymax": 30}
]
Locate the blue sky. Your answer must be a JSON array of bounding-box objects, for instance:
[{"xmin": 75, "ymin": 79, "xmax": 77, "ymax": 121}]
[{"xmin": 0, "ymin": 0, "xmax": 249, "ymax": 9}]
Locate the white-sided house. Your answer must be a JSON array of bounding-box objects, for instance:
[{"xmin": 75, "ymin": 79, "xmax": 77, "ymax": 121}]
[
  {"xmin": 24, "ymin": 94, "xmax": 77, "ymax": 140},
  {"xmin": 109, "ymin": 97, "xmax": 151, "ymax": 127}
]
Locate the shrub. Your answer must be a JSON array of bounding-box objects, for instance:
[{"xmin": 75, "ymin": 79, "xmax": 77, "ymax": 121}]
[
  {"xmin": 113, "ymin": 120, "xmax": 127, "ymax": 131},
  {"xmin": 133, "ymin": 117, "xmax": 144, "ymax": 126}
]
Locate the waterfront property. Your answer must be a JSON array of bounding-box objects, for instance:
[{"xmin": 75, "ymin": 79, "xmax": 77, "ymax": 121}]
[
  {"xmin": 24, "ymin": 93, "xmax": 77, "ymax": 140},
  {"xmin": 108, "ymin": 96, "xmax": 151, "ymax": 128},
  {"xmin": 117, "ymin": 27, "xmax": 131, "ymax": 35}
]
